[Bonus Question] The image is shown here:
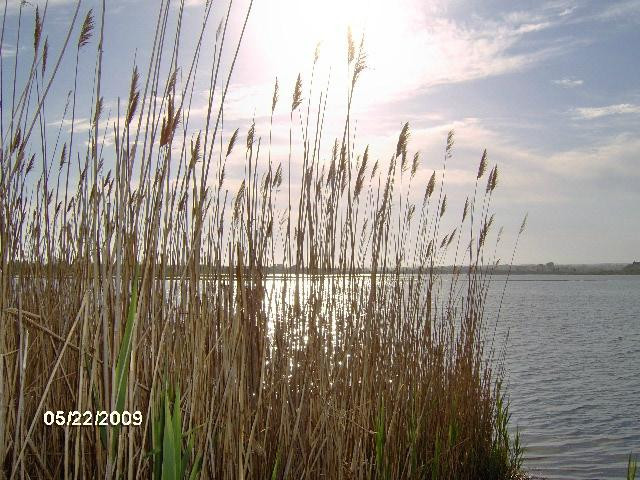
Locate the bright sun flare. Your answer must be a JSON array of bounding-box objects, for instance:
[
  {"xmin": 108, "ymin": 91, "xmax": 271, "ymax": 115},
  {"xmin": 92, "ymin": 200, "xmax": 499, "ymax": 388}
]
[
  {"xmin": 253, "ymin": 0, "xmax": 423, "ymax": 110},
  {"xmin": 259, "ymin": 0, "xmax": 388, "ymax": 79}
]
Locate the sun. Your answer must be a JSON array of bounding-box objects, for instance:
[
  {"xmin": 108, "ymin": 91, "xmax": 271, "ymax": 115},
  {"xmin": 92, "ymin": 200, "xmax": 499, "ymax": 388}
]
[
  {"xmin": 241, "ymin": 0, "xmax": 428, "ymax": 125},
  {"xmin": 256, "ymin": 0, "xmax": 387, "ymax": 84}
]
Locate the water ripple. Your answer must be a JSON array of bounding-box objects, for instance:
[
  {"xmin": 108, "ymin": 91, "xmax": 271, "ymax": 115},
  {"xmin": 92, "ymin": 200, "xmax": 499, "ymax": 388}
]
[{"xmin": 486, "ymin": 275, "xmax": 640, "ymax": 479}]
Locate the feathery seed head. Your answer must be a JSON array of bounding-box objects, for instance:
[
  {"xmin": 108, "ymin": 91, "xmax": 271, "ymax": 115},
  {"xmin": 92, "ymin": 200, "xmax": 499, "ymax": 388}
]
[
  {"xmin": 477, "ymin": 149, "xmax": 487, "ymax": 179},
  {"xmin": 41, "ymin": 38, "xmax": 48, "ymax": 76},
  {"xmin": 426, "ymin": 171, "xmax": 436, "ymax": 199},
  {"xmin": 354, "ymin": 146, "xmax": 369, "ymax": 198},
  {"xmin": 126, "ymin": 66, "xmax": 140, "ymax": 126},
  {"xmin": 347, "ymin": 26, "xmax": 355, "ymax": 64},
  {"xmin": 440, "ymin": 194, "xmax": 447, "ymax": 218},
  {"xmin": 519, "ymin": 213, "xmax": 528, "ymax": 235},
  {"xmin": 462, "ymin": 197, "xmax": 469, "ymax": 222},
  {"xmin": 396, "ymin": 122, "xmax": 410, "ymax": 160},
  {"xmin": 352, "ymin": 36, "xmax": 367, "ymax": 88},
  {"xmin": 219, "ymin": 165, "xmax": 226, "ymax": 187},
  {"xmin": 314, "ymin": 42, "xmax": 321, "ymax": 64},
  {"xmin": 226, "ymin": 128, "xmax": 239, "ymax": 157},
  {"xmin": 371, "ymin": 158, "xmax": 379, "ymax": 179},
  {"xmin": 272, "ymin": 77, "xmax": 279, "ymax": 113},
  {"xmin": 486, "ymin": 165, "xmax": 498, "ymax": 193},
  {"xmin": 411, "ymin": 151, "xmax": 420, "ymax": 178},
  {"xmin": 159, "ymin": 96, "xmax": 181, "ymax": 148},
  {"xmin": 426, "ymin": 240, "xmax": 433, "ymax": 258},
  {"xmin": 492, "ymin": 165, "xmax": 499, "ymax": 191},
  {"xmin": 292, "ymin": 74, "xmax": 303, "ymax": 111},
  {"xmin": 408, "ymin": 204, "xmax": 416, "ymax": 223},
  {"xmin": 26, "ymin": 154, "xmax": 35, "ymax": 175},
  {"xmin": 11, "ymin": 128, "xmax": 21, "ymax": 153},
  {"xmin": 34, "ymin": 7, "xmax": 42, "ymax": 51},
  {"xmin": 93, "ymin": 96, "xmax": 103, "ymax": 126},
  {"xmin": 446, "ymin": 130, "xmax": 454, "ymax": 159},
  {"xmin": 447, "ymin": 228, "xmax": 457, "ymax": 247},
  {"xmin": 59, "ymin": 143, "xmax": 67, "ymax": 168},
  {"xmin": 167, "ymin": 69, "xmax": 178, "ymax": 93},
  {"xmin": 233, "ymin": 180, "xmax": 246, "ymax": 222},
  {"xmin": 247, "ymin": 121, "xmax": 255, "ymax": 149},
  {"xmin": 78, "ymin": 10, "xmax": 94, "ymax": 48},
  {"xmin": 274, "ymin": 163, "xmax": 283, "ymax": 187},
  {"xmin": 189, "ymin": 132, "xmax": 202, "ymax": 169}
]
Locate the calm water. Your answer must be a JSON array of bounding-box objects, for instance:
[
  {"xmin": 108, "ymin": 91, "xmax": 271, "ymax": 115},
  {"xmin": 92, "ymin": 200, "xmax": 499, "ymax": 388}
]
[{"xmin": 487, "ymin": 275, "xmax": 640, "ymax": 480}]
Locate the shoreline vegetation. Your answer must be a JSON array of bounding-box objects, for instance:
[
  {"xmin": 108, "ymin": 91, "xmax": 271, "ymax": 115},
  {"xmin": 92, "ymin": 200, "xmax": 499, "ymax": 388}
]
[
  {"xmin": 7, "ymin": 262, "xmax": 639, "ymax": 278},
  {"xmin": 0, "ymin": 1, "xmax": 534, "ymax": 478}
]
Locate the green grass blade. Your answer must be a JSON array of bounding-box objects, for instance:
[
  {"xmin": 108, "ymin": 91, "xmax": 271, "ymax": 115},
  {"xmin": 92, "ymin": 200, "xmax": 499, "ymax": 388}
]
[
  {"xmin": 271, "ymin": 449, "xmax": 281, "ymax": 480},
  {"xmin": 188, "ymin": 453, "xmax": 203, "ymax": 480},
  {"xmin": 629, "ymin": 453, "xmax": 638, "ymax": 480},
  {"xmin": 110, "ymin": 267, "xmax": 139, "ymax": 456},
  {"xmin": 162, "ymin": 392, "xmax": 177, "ymax": 480}
]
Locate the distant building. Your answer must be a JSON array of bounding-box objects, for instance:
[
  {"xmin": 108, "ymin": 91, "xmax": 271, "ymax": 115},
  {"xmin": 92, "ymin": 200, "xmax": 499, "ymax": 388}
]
[{"xmin": 622, "ymin": 261, "xmax": 640, "ymax": 273}]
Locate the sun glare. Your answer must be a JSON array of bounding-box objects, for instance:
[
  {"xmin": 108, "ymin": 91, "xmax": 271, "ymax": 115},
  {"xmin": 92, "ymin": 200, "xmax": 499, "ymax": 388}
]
[
  {"xmin": 252, "ymin": 0, "xmax": 426, "ymax": 111},
  {"xmin": 259, "ymin": 0, "xmax": 386, "ymax": 83},
  {"xmin": 270, "ymin": 0, "xmax": 377, "ymax": 58}
]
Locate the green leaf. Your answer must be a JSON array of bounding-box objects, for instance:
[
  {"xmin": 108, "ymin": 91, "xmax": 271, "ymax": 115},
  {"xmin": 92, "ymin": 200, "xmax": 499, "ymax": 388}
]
[
  {"xmin": 152, "ymin": 394, "xmax": 165, "ymax": 480},
  {"xmin": 629, "ymin": 453, "xmax": 638, "ymax": 480},
  {"xmin": 188, "ymin": 453, "xmax": 203, "ymax": 480},
  {"xmin": 270, "ymin": 449, "xmax": 281, "ymax": 480},
  {"xmin": 110, "ymin": 267, "xmax": 139, "ymax": 457},
  {"xmin": 173, "ymin": 387, "xmax": 183, "ymax": 478},
  {"xmin": 162, "ymin": 393, "xmax": 177, "ymax": 480}
]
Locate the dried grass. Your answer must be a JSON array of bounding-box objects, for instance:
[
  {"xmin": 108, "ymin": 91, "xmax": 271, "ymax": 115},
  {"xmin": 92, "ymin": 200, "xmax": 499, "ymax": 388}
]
[{"xmin": 0, "ymin": 2, "xmax": 524, "ymax": 479}]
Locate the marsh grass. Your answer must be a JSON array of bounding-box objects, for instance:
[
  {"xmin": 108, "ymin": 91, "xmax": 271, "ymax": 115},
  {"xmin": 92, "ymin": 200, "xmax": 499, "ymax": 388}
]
[
  {"xmin": 1, "ymin": 1, "xmax": 524, "ymax": 478},
  {"xmin": 629, "ymin": 454, "xmax": 638, "ymax": 480}
]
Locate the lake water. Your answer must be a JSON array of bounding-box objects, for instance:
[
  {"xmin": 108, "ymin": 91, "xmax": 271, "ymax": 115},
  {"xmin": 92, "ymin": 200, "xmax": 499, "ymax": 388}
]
[{"xmin": 487, "ymin": 275, "xmax": 640, "ymax": 480}]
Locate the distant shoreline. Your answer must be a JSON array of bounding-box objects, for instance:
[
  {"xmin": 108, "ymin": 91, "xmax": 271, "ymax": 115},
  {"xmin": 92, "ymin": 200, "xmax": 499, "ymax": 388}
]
[{"xmin": 9, "ymin": 263, "xmax": 639, "ymax": 278}]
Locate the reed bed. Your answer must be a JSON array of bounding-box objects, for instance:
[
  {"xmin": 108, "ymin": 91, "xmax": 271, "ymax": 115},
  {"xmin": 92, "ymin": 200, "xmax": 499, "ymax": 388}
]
[{"xmin": 1, "ymin": 1, "xmax": 524, "ymax": 478}]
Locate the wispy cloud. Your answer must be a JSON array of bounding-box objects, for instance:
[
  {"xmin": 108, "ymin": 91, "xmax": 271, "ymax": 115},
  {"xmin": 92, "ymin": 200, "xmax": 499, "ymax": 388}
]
[
  {"xmin": 553, "ymin": 78, "xmax": 583, "ymax": 88},
  {"xmin": 573, "ymin": 103, "xmax": 640, "ymax": 119},
  {"xmin": 1, "ymin": 43, "xmax": 16, "ymax": 58},
  {"xmin": 540, "ymin": 132, "xmax": 640, "ymax": 182},
  {"xmin": 49, "ymin": 118, "xmax": 92, "ymax": 134},
  {"xmin": 500, "ymin": 1, "xmax": 577, "ymax": 28},
  {"xmin": 594, "ymin": 0, "xmax": 640, "ymax": 20},
  {"xmin": 4, "ymin": 0, "xmax": 77, "ymax": 11}
]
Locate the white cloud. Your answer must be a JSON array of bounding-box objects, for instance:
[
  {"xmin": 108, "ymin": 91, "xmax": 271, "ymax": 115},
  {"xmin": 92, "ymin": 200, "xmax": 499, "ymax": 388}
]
[
  {"xmin": 1, "ymin": 43, "xmax": 16, "ymax": 58},
  {"xmin": 4, "ymin": 0, "xmax": 76, "ymax": 10},
  {"xmin": 573, "ymin": 103, "xmax": 640, "ymax": 119},
  {"xmin": 553, "ymin": 78, "xmax": 583, "ymax": 88},
  {"xmin": 594, "ymin": 0, "xmax": 640, "ymax": 20},
  {"xmin": 543, "ymin": 132, "xmax": 640, "ymax": 177},
  {"xmin": 49, "ymin": 117, "xmax": 93, "ymax": 134}
]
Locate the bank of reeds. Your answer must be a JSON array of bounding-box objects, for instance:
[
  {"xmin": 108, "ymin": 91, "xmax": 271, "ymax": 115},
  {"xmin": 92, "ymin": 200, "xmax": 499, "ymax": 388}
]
[{"xmin": 0, "ymin": 1, "xmax": 524, "ymax": 478}]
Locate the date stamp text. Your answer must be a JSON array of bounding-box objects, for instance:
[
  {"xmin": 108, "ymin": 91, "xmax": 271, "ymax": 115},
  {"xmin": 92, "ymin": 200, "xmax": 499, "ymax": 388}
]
[{"xmin": 43, "ymin": 410, "xmax": 142, "ymax": 426}]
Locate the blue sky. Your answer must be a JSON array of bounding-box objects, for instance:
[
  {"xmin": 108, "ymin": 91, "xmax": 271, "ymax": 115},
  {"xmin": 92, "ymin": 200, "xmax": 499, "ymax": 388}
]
[{"xmin": 2, "ymin": 0, "xmax": 639, "ymax": 264}]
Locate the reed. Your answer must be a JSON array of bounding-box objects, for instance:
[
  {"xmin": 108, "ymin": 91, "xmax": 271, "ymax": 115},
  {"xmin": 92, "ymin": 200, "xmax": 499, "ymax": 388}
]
[
  {"xmin": 629, "ymin": 453, "xmax": 638, "ymax": 480},
  {"xmin": 0, "ymin": 1, "xmax": 524, "ymax": 478}
]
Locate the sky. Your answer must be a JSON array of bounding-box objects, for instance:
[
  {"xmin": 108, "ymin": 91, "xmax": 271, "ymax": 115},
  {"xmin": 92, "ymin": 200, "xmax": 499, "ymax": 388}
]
[{"xmin": 2, "ymin": 0, "xmax": 639, "ymax": 264}]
